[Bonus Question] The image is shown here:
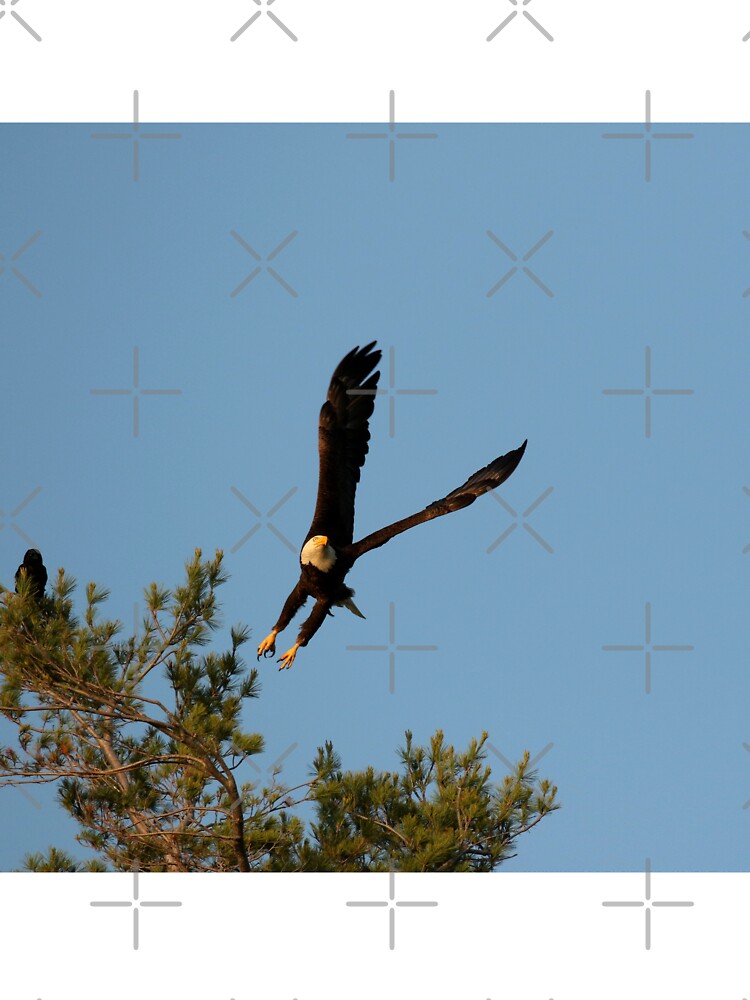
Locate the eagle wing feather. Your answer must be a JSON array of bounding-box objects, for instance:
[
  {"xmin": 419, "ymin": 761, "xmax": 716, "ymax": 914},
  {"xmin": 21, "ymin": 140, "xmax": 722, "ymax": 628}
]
[
  {"xmin": 347, "ymin": 440, "xmax": 528, "ymax": 560},
  {"xmin": 307, "ymin": 342, "xmax": 382, "ymax": 547}
]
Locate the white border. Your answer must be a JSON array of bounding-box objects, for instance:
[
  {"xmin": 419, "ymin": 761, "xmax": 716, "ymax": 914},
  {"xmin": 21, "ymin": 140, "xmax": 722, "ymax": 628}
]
[
  {"xmin": 2, "ymin": 4, "xmax": 747, "ymax": 999},
  {"xmin": 1, "ymin": 872, "xmax": 745, "ymax": 998},
  {"xmin": 1, "ymin": 1, "xmax": 750, "ymax": 122}
]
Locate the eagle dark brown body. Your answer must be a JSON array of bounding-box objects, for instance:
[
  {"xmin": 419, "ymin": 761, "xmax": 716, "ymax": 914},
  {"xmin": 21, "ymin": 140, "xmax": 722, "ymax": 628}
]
[
  {"xmin": 14, "ymin": 548, "xmax": 48, "ymax": 602},
  {"xmin": 257, "ymin": 342, "xmax": 527, "ymax": 669}
]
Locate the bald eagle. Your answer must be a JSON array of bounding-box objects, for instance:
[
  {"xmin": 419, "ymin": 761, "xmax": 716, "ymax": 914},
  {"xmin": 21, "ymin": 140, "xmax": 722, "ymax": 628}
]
[
  {"xmin": 15, "ymin": 548, "xmax": 48, "ymax": 602},
  {"xmin": 257, "ymin": 342, "xmax": 527, "ymax": 669}
]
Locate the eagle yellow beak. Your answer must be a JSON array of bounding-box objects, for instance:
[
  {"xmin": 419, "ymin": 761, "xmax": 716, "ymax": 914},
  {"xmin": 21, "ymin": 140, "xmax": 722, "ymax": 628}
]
[{"xmin": 317, "ymin": 536, "xmax": 328, "ymax": 546}]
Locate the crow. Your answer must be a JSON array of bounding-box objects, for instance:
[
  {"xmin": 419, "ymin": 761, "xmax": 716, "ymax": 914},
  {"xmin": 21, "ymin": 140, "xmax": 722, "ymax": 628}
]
[{"xmin": 15, "ymin": 548, "xmax": 48, "ymax": 602}]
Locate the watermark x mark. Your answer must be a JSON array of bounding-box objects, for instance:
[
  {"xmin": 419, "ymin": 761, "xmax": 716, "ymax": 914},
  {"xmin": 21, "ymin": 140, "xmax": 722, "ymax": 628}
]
[
  {"xmin": 487, "ymin": 0, "xmax": 553, "ymax": 43},
  {"xmin": 248, "ymin": 741, "xmax": 298, "ymax": 777},
  {"xmin": 0, "ymin": 487, "xmax": 42, "ymax": 547},
  {"xmin": 346, "ymin": 91, "xmax": 438, "ymax": 183},
  {"xmin": 230, "ymin": 230, "xmax": 298, "ymax": 298},
  {"xmin": 223, "ymin": 742, "xmax": 300, "ymax": 816},
  {"xmin": 0, "ymin": 230, "xmax": 42, "ymax": 297},
  {"xmin": 740, "ymin": 231, "xmax": 750, "ymax": 298},
  {"xmin": 346, "ymin": 345, "xmax": 437, "ymax": 438},
  {"xmin": 602, "ymin": 601, "xmax": 694, "ymax": 694},
  {"xmin": 602, "ymin": 858, "xmax": 693, "ymax": 949},
  {"xmin": 602, "ymin": 91, "xmax": 693, "ymax": 182},
  {"xmin": 91, "ymin": 601, "xmax": 143, "ymax": 657},
  {"xmin": 230, "ymin": 486, "xmax": 297, "ymax": 554},
  {"xmin": 602, "ymin": 346, "xmax": 693, "ymax": 438},
  {"xmin": 487, "ymin": 740, "xmax": 554, "ymax": 771},
  {"xmin": 346, "ymin": 601, "xmax": 437, "ymax": 694},
  {"xmin": 486, "ymin": 230, "xmax": 554, "ymax": 298},
  {"xmin": 487, "ymin": 486, "xmax": 554, "ymax": 554},
  {"xmin": 346, "ymin": 871, "xmax": 437, "ymax": 950},
  {"xmin": 0, "ymin": 0, "xmax": 41, "ymax": 41},
  {"xmin": 742, "ymin": 743, "xmax": 750, "ymax": 809},
  {"xmin": 90, "ymin": 347, "xmax": 182, "ymax": 438},
  {"xmin": 91, "ymin": 91, "xmax": 181, "ymax": 182},
  {"xmin": 0, "ymin": 755, "xmax": 43, "ymax": 809},
  {"xmin": 742, "ymin": 487, "xmax": 750, "ymax": 554},
  {"xmin": 231, "ymin": 0, "xmax": 298, "ymax": 42},
  {"xmin": 13, "ymin": 785, "xmax": 42, "ymax": 809},
  {"xmin": 90, "ymin": 863, "xmax": 182, "ymax": 950}
]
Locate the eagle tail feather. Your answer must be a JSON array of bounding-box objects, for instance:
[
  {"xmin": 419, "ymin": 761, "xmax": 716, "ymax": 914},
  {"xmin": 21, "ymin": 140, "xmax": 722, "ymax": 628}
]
[{"xmin": 339, "ymin": 595, "xmax": 366, "ymax": 619}]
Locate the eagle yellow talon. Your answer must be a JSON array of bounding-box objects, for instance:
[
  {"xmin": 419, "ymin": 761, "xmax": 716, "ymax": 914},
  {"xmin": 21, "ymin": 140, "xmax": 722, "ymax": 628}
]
[
  {"xmin": 278, "ymin": 643, "xmax": 300, "ymax": 670},
  {"xmin": 257, "ymin": 632, "xmax": 277, "ymax": 660}
]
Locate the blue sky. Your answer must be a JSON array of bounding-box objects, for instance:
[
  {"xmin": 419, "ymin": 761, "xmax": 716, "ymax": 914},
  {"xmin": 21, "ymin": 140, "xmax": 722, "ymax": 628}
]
[{"xmin": 1, "ymin": 122, "xmax": 749, "ymax": 871}]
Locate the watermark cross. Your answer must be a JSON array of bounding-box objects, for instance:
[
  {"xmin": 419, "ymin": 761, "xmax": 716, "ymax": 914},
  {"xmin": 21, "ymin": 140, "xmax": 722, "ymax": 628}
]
[
  {"xmin": 602, "ymin": 91, "xmax": 694, "ymax": 182},
  {"xmin": 0, "ymin": 487, "xmax": 42, "ymax": 546},
  {"xmin": 486, "ymin": 230, "xmax": 554, "ymax": 298},
  {"xmin": 346, "ymin": 872, "xmax": 438, "ymax": 950},
  {"xmin": 91, "ymin": 91, "xmax": 181, "ymax": 182},
  {"xmin": 346, "ymin": 91, "xmax": 438, "ymax": 183},
  {"xmin": 0, "ymin": 0, "xmax": 41, "ymax": 41},
  {"xmin": 346, "ymin": 601, "xmax": 437, "ymax": 694},
  {"xmin": 231, "ymin": 0, "xmax": 298, "ymax": 42},
  {"xmin": 90, "ymin": 863, "xmax": 182, "ymax": 951},
  {"xmin": 602, "ymin": 346, "xmax": 693, "ymax": 438},
  {"xmin": 230, "ymin": 486, "xmax": 298, "ymax": 554},
  {"xmin": 602, "ymin": 601, "xmax": 694, "ymax": 694},
  {"xmin": 487, "ymin": 486, "xmax": 554, "ymax": 554},
  {"xmin": 0, "ymin": 231, "xmax": 42, "ymax": 297},
  {"xmin": 230, "ymin": 230, "xmax": 298, "ymax": 298},
  {"xmin": 90, "ymin": 347, "xmax": 182, "ymax": 438},
  {"xmin": 602, "ymin": 858, "xmax": 694, "ymax": 949},
  {"xmin": 346, "ymin": 345, "xmax": 437, "ymax": 438},
  {"xmin": 487, "ymin": 0, "xmax": 553, "ymax": 43}
]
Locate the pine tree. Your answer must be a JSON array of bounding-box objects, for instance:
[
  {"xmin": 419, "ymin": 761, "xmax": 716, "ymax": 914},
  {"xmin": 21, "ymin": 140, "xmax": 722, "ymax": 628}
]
[
  {"xmin": 0, "ymin": 550, "xmax": 557, "ymax": 872},
  {"xmin": 287, "ymin": 734, "xmax": 557, "ymax": 872},
  {"xmin": 20, "ymin": 846, "xmax": 107, "ymax": 872}
]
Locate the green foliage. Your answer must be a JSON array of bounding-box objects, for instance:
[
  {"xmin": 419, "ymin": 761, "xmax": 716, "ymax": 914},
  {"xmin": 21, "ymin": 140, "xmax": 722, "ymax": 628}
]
[
  {"xmin": 20, "ymin": 846, "xmax": 108, "ymax": 873},
  {"xmin": 0, "ymin": 550, "xmax": 558, "ymax": 872},
  {"xmin": 282, "ymin": 732, "xmax": 557, "ymax": 872}
]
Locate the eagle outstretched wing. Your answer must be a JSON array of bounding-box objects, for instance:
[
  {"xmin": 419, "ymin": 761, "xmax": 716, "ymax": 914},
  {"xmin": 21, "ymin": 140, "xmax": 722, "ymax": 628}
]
[
  {"xmin": 347, "ymin": 440, "xmax": 528, "ymax": 560},
  {"xmin": 307, "ymin": 341, "xmax": 382, "ymax": 547}
]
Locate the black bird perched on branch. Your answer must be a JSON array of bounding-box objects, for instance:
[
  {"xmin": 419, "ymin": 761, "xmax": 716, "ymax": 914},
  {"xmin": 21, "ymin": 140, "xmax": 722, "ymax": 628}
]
[
  {"xmin": 257, "ymin": 341, "xmax": 527, "ymax": 670},
  {"xmin": 15, "ymin": 548, "xmax": 48, "ymax": 601}
]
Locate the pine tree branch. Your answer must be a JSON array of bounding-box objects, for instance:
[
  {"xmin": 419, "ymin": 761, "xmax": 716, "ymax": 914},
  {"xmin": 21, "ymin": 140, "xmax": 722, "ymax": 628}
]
[{"xmin": 351, "ymin": 811, "xmax": 412, "ymax": 849}]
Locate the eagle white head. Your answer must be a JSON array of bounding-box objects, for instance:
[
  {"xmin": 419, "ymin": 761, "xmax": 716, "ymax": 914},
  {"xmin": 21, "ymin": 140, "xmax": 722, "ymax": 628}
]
[{"xmin": 300, "ymin": 534, "xmax": 337, "ymax": 572}]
